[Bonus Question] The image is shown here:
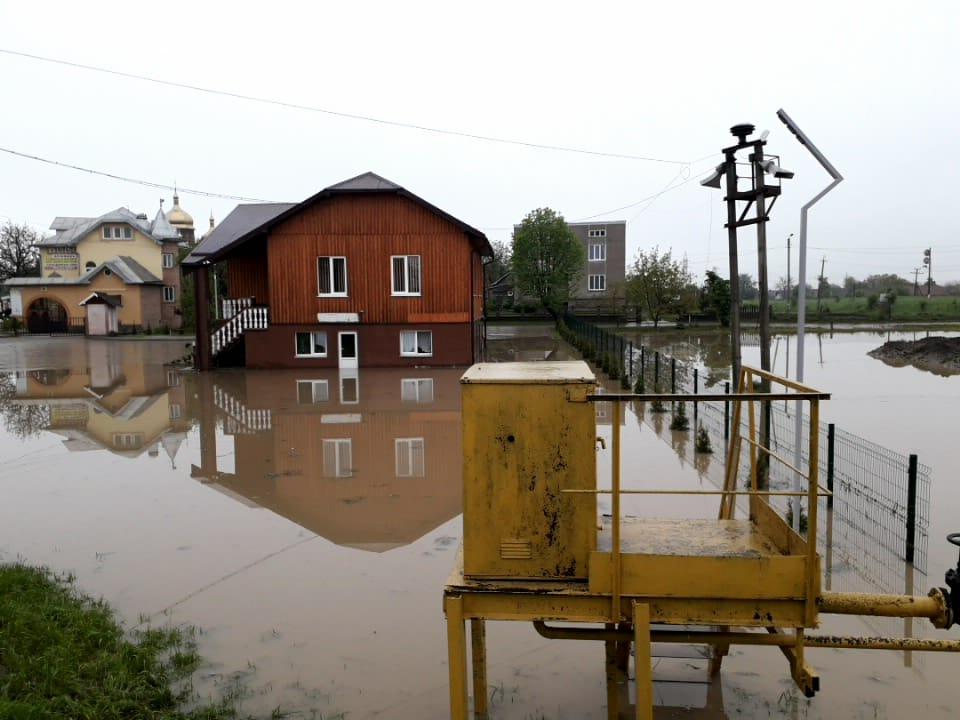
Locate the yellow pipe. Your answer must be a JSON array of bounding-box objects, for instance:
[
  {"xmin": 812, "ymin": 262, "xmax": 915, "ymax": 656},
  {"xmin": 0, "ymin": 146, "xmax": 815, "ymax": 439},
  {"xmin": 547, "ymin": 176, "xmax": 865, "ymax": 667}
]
[
  {"xmin": 532, "ymin": 623, "xmax": 960, "ymax": 652},
  {"xmin": 820, "ymin": 590, "xmax": 950, "ymax": 626},
  {"xmin": 611, "ymin": 400, "xmax": 621, "ymax": 623}
]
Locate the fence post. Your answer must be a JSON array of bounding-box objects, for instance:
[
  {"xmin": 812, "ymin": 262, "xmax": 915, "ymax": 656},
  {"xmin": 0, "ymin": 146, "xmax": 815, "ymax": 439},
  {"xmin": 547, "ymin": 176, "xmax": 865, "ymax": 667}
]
[
  {"xmin": 827, "ymin": 423, "xmax": 835, "ymax": 510},
  {"xmin": 654, "ymin": 352, "xmax": 660, "ymax": 388},
  {"xmin": 671, "ymin": 357, "xmax": 676, "ymax": 393},
  {"xmin": 693, "ymin": 368, "xmax": 699, "ymax": 422},
  {"xmin": 906, "ymin": 454, "xmax": 918, "ymax": 563},
  {"xmin": 628, "ymin": 341, "xmax": 634, "ymax": 379},
  {"xmin": 724, "ymin": 381, "xmax": 730, "ymax": 440}
]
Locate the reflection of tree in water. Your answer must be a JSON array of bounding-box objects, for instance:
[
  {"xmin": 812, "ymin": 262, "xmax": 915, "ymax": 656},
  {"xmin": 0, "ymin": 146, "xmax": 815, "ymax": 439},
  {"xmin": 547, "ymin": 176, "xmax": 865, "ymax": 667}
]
[{"xmin": 0, "ymin": 373, "xmax": 50, "ymax": 440}]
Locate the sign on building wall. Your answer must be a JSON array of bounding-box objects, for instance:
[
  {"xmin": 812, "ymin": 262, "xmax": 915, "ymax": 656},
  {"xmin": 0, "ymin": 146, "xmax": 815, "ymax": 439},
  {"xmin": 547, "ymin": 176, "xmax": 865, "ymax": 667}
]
[{"xmin": 44, "ymin": 252, "xmax": 80, "ymax": 272}]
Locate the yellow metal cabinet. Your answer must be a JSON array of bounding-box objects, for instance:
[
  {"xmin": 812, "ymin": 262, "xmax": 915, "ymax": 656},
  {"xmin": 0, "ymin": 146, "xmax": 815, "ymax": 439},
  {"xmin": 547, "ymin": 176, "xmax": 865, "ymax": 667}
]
[{"xmin": 460, "ymin": 362, "xmax": 597, "ymax": 579}]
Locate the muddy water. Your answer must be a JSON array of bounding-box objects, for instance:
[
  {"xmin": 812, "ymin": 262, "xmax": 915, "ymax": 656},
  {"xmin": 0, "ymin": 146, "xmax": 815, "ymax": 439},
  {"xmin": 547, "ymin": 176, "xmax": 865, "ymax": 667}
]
[{"xmin": 0, "ymin": 327, "xmax": 957, "ymax": 718}]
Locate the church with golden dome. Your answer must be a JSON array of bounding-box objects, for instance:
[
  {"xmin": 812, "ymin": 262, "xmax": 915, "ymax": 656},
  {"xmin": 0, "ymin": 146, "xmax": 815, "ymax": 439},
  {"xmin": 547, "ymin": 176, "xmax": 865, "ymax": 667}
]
[{"xmin": 165, "ymin": 190, "xmax": 195, "ymax": 245}]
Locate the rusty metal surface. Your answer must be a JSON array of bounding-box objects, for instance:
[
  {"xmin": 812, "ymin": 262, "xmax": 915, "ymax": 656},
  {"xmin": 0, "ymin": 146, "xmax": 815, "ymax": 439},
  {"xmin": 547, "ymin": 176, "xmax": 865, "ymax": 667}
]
[{"xmin": 597, "ymin": 517, "xmax": 785, "ymax": 557}]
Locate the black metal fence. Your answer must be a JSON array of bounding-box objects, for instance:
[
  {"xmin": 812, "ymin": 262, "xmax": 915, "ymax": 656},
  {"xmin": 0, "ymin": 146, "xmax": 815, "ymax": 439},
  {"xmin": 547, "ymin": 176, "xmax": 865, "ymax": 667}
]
[{"xmin": 560, "ymin": 314, "xmax": 931, "ymax": 580}]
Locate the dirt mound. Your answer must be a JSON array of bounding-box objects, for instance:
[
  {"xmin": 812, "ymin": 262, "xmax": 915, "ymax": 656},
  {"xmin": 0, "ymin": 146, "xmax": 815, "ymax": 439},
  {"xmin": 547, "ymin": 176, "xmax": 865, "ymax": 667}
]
[{"xmin": 868, "ymin": 336, "xmax": 960, "ymax": 376}]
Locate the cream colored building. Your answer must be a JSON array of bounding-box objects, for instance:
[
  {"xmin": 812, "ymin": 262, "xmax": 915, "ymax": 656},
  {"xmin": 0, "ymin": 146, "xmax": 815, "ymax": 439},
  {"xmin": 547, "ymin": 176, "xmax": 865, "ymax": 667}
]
[{"xmin": 4, "ymin": 200, "xmax": 195, "ymax": 333}]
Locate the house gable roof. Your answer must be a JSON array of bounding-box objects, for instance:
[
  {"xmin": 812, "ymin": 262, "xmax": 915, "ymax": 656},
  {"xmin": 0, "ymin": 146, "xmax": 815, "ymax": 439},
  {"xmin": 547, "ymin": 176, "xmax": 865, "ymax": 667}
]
[
  {"xmin": 39, "ymin": 207, "xmax": 183, "ymax": 247},
  {"xmin": 183, "ymin": 172, "xmax": 491, "ymax": 266}
]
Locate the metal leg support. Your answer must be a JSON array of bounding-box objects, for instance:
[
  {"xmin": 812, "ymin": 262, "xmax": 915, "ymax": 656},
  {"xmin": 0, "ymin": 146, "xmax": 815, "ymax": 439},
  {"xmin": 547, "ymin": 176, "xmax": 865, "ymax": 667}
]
[
  {"xmin": 633, "ymin": 602, "xmax": 653, "ymax": 720},
  {"xmin": 471, "ymin": 618, "xmax": 488, "ymax": 718},
  {"xmin": 446, "ymin": 595, "xmax": 468, "ymax": 720}
]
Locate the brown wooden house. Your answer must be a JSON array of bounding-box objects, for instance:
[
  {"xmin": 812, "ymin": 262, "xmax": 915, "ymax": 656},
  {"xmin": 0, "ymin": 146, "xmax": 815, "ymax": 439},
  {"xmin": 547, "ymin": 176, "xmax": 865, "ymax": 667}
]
[{"xmin": 183, "ymin": 173, "xmax": 491, "ymax": 369}]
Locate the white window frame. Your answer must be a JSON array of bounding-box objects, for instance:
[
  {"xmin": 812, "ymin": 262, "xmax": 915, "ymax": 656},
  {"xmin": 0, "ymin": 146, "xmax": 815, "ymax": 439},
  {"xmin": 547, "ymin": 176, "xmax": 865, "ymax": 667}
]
[
  {"xmin": 401, "ymin": 378, "xmax": 434, "ymax": 403},
  {"xmin": 163, "ymin": 286, "xmax": 176, "ymax": 303},
  {"xmin": 400, "ymin": 330, "xmax": 433, "ymax": 357},
  {"xmin": 339, "ymin": 375, "xmax": 360, "ymax": 404},
  {"xmin": 395, "ymin": 437, "xmax": 425, "ymax": 478},
  {"xmin": 162, "ymin": 253, "xmax": 175, "ymax": 269},
  {"xmin": 587, "ymin": 228, "xmax": 607, "ymax": 238},
  {"xmin": 296, "ymin": 379, "xmax": 329, "ymax": 404},
  {"xmin": 322, "ymin": 438, "xmax": 353, "ymax": 478},
  {"xmin": 169, "ymin": 403, "xmax": 182, "ymax": 420},
  {"xmin": 588, "ymin": 274, "xmax": 606, "ymax": 292},
  {"xmin": 317, "ymin": 256, "xmax": 348, "ymax": 297},
  {"xmin": 589, "ymin": 243, "xmax": 606, "ymax": 262},
  {"xmin": 112, "ymin": 432, "xmax": 144, "ymax": 449},
  {"xmin": 166, "ymin": 369, "xmax": 181, "ymax": 386},
  {"xmin": 294, "ymin": 331, "xmax": 328, "ymax": 358},
  {"xmin": 391, "ymin": 255, "xmax": 422, "ymax": 296}
]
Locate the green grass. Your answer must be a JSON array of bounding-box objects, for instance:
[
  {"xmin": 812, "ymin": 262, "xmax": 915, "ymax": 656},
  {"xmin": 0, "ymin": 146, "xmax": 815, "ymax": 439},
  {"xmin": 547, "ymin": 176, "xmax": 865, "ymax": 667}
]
[
  {"xmin": 762, "ymin": 295, "xmax": 960, "ymax": 321},
  {"xmin": 0, "ymin": 563, "xmax": 242, "ymax": 720}
]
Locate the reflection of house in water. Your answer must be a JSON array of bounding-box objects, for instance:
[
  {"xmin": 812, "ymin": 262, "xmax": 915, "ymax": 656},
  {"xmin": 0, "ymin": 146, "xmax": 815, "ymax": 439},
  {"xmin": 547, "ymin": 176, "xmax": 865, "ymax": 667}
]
[
  {"xmin": 8, "ymin": 342, "xmax": 191, "ymax": 463},
  {"xmin": 192, "ymin": 368, "xmax": 463, "ymax": 553}
]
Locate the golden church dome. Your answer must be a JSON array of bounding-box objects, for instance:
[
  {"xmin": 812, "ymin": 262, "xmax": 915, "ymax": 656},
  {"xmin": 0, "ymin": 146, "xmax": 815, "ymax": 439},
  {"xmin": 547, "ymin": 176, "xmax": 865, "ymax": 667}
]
[{"xmin": 165, "ymin": 191, "xmax": 194, "ymax": 229}]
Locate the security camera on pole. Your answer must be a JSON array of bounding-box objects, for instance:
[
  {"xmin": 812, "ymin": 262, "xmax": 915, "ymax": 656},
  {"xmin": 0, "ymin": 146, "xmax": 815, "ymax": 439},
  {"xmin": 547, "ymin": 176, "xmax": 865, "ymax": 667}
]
[{"xmin": 702, "ymin": 124, "xmax": 793, "ymax": 487}]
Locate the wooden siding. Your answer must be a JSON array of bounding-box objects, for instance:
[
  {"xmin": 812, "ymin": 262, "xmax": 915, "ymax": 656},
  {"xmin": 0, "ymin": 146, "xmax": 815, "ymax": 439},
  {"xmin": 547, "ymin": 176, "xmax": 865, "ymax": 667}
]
[
  {"xmin": 265, "ymin": 194, "xmax": 474, "ymax": 324},
  {"xmin": 226, "ymin": 237, "xmax": 269, "ymax": 303}
]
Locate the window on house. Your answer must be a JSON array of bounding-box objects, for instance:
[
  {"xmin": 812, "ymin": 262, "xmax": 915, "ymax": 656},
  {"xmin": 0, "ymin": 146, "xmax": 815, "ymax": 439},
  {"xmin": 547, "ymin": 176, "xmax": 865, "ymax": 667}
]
[
  {"xmin": 401, "ymin": 378, "xmax": 434, "ymax": 403},
  {"xmin": 589, "ymin": 243, "xmax": 606, "ymax": 261},
  {"xmin": 166, "ymin": 369, "xmax": 181, "ymax": 386},
  {"xmin": 85, "ymin": 261, "xmax": 96, "ymax": 271},
  {"xmin": 162, "ymin": 253, "xmax": 175, "ymax": 269},
  {"xmin": 112, "ymin": 432, "xmax": 144, "ymax": 450},
  {"xmin": 169, "ymin": 403, "xmax": 182, "ymax": 420},
  {"xmin": 395, "ymin": 438, "xmax": 425, "ymax": 477},
  {"xmin": 163, "ymin": 286, "xmax": 176, "ymax": 303},
  {"xmin": 297, "ymin": 379, "xmax": 329, "ymax": 404},
  {"xmin": 340, "ymin": 375, "xmax": 359, "ymax": 403},
  {"xmin": 317, "ymin": 256, "xmax": 348, "ymax": 296},
  {"xmin": 588, "ymin": 228, "xmax": 607, "ymax": 238},
  {"xmin": 295, "ymin": 331, "xmax": 328, "ymax": 357},
  {"xmin": 391, "ymin": 255, "xmax": 422, "ymax": 295},
  {"xmin": 400, "ymin": 330, "xmax": 433, "ymax": 357},
  {"xmin": 588, "ymin": 274, "xmax": 606, "ymax": 292},
  {"xmin": 322, "ymin": 439, "xmax": 353, "ymax": 477},
  {"xmin": 123, "ymin": 226, "xmax": 133, "ymax": 239}
]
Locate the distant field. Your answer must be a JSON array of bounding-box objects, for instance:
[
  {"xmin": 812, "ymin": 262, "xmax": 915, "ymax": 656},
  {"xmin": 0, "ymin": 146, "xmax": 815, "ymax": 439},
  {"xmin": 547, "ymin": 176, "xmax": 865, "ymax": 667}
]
[{"xmin": 758, "ymin": 295, "xmax": 960, "ymax": 321}]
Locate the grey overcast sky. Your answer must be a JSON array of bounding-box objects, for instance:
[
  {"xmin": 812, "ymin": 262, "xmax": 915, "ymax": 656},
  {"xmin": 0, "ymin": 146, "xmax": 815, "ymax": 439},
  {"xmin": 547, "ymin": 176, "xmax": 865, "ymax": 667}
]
[{"xmin": 1, "ymin": 1, "xmax": 958, "ymax": 284}]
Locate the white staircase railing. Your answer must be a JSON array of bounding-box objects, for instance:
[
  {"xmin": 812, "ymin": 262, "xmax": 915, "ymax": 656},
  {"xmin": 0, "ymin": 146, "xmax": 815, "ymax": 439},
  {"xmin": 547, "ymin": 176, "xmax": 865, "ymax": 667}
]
[
  {"xmin": 222, "ymin": 297, "xmax": 253, "ymax": 320},
  {"xmin": 211, "ymin": 305, "xmax": 269, "ymax": 355},
  {"xmin": 213, "ymin": 383, "xmax": 272, "ymax": 433}
]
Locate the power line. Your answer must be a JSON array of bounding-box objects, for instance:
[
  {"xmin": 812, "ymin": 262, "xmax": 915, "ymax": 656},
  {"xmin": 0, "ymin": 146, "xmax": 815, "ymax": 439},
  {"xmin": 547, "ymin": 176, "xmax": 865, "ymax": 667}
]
[
  {"xmin": 575, "ymin": 165, "xmax": 718, "ymax": 221},
  {"xmin": 0, "ymin": 146, "xmax": 278, "ymax": 202},
  {"xmin": 0, "ymin": 47, "xmax": 707, "ymax": 166}
]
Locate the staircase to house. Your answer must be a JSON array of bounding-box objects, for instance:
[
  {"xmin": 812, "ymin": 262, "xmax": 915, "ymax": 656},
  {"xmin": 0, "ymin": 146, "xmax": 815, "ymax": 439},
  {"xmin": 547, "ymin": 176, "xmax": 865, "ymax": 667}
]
[{"xmin": 211, "ymin": 298, "xmax": 269, "ymax": 357}]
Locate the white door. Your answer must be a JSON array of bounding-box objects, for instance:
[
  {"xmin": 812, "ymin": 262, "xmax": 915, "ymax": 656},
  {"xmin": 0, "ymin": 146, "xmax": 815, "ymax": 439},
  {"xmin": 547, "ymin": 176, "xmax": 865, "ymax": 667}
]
[
  {"xmin": 87, "ymin": 304, "xmax": 108, "ymax": 336},
  {"xmin": 338, "ymin": 331, "xmax": 358, "ymax": 369}
]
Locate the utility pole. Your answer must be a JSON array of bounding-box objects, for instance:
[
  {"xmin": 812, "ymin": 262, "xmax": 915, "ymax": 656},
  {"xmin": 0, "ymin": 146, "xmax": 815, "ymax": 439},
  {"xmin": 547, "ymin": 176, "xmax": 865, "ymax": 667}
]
[
  {"xmin": 912, "ymin": 267, "xmax": 921, "ymax": 297},
  {"xmin": 786, "ymin": 233, "xmax": 793, "ymax": 312},
  {"xmin": 816, "ymin": 256, "xmax": 827, "ymax": 313},
  {"xmin": 702, "ymin": 123, "xmax": 793, "ymax": 491},
  {"xmin": 924, "ymin": 248, "xmax": 932, "ymax": 298}
]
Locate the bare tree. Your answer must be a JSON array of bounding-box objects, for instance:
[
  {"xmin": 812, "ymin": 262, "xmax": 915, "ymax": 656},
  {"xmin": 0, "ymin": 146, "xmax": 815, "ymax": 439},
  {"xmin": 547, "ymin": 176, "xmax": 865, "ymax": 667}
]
[{"xmin": 0, "ymin": 221, "xmax": 41, "ymax": 280}]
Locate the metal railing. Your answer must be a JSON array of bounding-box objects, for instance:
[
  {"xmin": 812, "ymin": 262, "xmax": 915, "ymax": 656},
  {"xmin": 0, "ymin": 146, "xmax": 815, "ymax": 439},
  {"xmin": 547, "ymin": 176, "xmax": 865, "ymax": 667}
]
[
  {"xmin": 564, "ymin": 368, "xmax": 832, "ymax": 626},
  {"xmin": 211, "ymin": 305, "xmax": 269, "ymax": 355}
]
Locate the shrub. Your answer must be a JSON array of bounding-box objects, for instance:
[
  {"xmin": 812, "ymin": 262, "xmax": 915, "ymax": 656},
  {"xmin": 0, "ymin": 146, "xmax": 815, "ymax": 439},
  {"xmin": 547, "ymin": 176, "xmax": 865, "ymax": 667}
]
[
  {"xmin": 634, "ymin": 374, "xmax": 646, "ymax": 394},
  {"xmin": 670, "ymin": 402, "xmax": 690, "ymax": 431},
  {"xmin": 695, "ymin": 424, "xmax": 713, "ymax": 453}
]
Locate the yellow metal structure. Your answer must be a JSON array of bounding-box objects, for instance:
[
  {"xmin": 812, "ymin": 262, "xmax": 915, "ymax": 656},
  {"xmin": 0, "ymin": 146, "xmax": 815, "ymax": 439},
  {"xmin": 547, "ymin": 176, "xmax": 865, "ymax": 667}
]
[
  {"xmin": 461, "ymin": 362, "xmax": 597, "ymax": 579},
  {"xmin": 444, "ymin": 362, "xmax": 960, "ymax": 719}
]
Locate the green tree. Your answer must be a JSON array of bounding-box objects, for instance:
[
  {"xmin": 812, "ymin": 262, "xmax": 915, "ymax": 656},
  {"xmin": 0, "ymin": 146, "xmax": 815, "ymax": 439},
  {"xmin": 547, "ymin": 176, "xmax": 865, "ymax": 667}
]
[
  {"xmin": 511, "ymin": 208, "xmax": 585, "ymax": 319},
  {"xmin": 625, "ymin": 247, "xmax": 693, "ymax": 327},
  {"xmin": 0, "ymin": 221, "xmax": 41, "ymax": 280},
  {"xmin": 739, "ymin": 273, "xmax": 758, "ymax": 301},
  {"xmin": 701, "ymin": 270, "xmax": 731, "ymax": 326}
]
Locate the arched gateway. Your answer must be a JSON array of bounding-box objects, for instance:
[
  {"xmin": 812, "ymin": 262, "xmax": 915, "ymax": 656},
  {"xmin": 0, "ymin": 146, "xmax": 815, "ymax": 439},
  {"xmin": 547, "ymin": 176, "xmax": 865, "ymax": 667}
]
[{"xmin": 26, "ymin": 297, "xmax": 68, "ymax": 334}]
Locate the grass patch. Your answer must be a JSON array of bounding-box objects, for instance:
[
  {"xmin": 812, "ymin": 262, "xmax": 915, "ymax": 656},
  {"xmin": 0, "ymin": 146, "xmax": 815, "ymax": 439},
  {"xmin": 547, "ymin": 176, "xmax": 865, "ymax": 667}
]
[{"xmin": 0, "ymin": 563, "xmax": 242, "ymax": 720}]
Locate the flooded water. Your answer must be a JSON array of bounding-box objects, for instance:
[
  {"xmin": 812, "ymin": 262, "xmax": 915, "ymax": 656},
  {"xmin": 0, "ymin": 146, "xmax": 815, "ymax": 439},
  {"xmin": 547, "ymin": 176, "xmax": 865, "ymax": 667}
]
[{"xmin": 0, "ymin": 325, "xmax": 958, "ymax": 718}]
